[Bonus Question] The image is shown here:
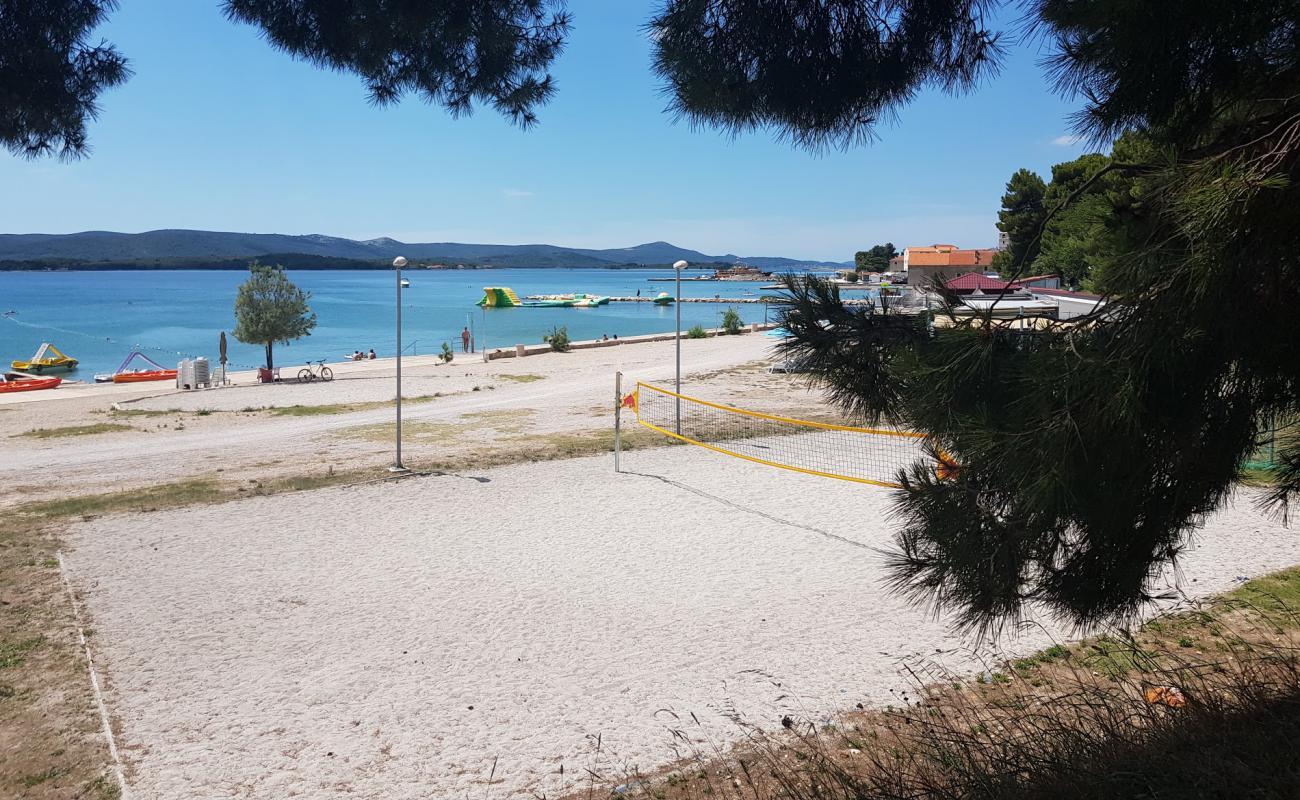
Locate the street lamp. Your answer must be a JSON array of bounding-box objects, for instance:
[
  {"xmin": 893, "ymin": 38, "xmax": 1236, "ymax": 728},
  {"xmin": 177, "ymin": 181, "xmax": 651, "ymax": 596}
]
[
  {"xmin": 673, "ymin": 259, "xmax": 687, "ymax": 433},
  {"xmin": 390, "ymin": 256, "xmax": 409, "ymax": 473}
]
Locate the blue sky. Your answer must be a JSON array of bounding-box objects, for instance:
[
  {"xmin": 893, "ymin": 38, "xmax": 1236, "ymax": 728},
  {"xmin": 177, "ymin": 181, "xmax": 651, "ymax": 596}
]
[{"xmin": 0, "ymin": 1, "xmax": 1095, "ymax": 262}]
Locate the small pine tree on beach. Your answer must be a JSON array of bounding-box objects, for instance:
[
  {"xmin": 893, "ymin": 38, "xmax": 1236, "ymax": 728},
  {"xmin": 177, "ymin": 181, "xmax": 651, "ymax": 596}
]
[
  {"xmin": 542, "ymin": 325, "xmax": 571, "ymax": 352},
  {"xmin": 439, "ymin": 342, "xmax": 454, "ymax": 363},
  {"xmin": 232, "ymin": 261, "xmax": 316, "ymax": 371},
  {"xmin": 721, "ymin": 307, "xmax": 743, "ymax": 335}
]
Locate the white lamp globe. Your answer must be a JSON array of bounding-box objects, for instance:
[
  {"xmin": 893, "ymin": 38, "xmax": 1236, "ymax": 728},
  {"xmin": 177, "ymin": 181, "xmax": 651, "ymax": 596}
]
[
  {"xmin": 673, "ymin": 260, "xmax": 688, "ymax": 270},
  {"xmin": 393, "ymin": 256, "xmax": 408, "ymax": 268}
]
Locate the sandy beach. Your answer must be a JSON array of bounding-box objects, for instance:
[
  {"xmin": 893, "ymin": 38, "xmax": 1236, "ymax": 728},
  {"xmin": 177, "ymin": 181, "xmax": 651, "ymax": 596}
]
[
  {"xmin": 1, "ymin": 332, "xmax": 804, "ymax": 508},
  {"xmin": 59, "ymin": 448, "xmax": 1300, "ymax": 799}
]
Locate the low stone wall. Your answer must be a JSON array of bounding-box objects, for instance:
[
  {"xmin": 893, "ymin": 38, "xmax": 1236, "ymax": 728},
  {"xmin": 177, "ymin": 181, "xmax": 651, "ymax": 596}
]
[{"xmin": 484, "ymin": 323, "xmax": 780, "ymax": 361}]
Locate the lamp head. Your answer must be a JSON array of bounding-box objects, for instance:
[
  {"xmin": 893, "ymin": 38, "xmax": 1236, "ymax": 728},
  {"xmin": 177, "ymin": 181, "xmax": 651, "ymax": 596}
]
[
  {"xmin": 673, "ymin": 260, "xmax": 688, "ymax": 270},
  {"xmin": 392, "ymin": 256, "xmax": 408, "ymax": 268}
]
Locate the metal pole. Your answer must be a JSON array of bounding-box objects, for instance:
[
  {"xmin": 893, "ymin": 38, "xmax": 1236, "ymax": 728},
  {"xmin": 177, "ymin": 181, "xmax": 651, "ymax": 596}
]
[
  {"xmin": 674, "ymin": 260, "xmax": 685, "ymax": 434},
  {"xmin": 614, "ymin": 371, "xmax": 622, "ymax": 473},
  {"xmin": 391, "ymin": 257, "xmax": 408, "ymax": 472}
]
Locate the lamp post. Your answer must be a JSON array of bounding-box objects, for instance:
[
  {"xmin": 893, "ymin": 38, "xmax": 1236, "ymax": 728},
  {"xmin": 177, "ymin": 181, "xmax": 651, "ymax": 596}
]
[
  {"xmin": 390, "ymin": 256, "xmax": 409, "ymax": 473},
  {"xmin": 673, "ymin": 259, "xmax": 687, "ymax": 433}
]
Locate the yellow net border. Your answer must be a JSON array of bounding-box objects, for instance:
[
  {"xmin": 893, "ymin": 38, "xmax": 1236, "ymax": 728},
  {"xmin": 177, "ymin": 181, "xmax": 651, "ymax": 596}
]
[{"xmin": 628, "ymin": 382, "xmax": 930, "ymax": 489}]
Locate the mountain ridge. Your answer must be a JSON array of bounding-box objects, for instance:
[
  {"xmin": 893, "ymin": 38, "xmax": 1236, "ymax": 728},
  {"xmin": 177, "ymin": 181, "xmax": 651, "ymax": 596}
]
[{"xmin": 0, "ymin": 229, "xmax": 850, "ymax": 269}]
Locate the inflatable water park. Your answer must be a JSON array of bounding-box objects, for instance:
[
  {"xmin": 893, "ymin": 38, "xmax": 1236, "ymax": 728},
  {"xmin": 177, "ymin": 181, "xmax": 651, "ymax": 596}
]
[{"xmin": 477, "ymin": 287, "xmax": 611, "ymax": 308}]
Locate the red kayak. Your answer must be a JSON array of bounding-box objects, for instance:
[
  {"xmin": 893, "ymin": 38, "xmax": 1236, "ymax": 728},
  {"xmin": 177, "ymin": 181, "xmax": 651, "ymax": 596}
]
[
  {"xmin": 0, "ymin": 376, "xmax": 62, "ymax": 393},
  {"xmin": 112, "ymin": 370, "xmax": 177, "ymax": 384}
]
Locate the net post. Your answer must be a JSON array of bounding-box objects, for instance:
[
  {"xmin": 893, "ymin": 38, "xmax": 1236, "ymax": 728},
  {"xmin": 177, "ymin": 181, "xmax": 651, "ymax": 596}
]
[{"xmin": 614, "ymin": 371, "xmax": 623, "ymax": 473}]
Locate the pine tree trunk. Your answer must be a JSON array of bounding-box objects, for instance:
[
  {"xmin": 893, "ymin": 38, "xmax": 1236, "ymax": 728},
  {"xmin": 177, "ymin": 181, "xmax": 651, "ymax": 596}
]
[{"xmin": 265, "ymin": 342, "xmax": 273, "ymax": 371}]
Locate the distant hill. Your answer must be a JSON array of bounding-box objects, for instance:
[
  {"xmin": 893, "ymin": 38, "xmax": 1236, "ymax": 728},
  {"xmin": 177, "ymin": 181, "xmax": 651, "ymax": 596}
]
[{"xmin": 0, "ymin": 230, "xmax": 850, "ymax": 269}]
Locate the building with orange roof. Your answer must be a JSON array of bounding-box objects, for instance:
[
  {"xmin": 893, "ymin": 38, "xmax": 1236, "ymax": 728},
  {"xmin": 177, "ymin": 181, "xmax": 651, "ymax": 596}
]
[{"xmin": 901, "ymin": 243, "xmax": 1001, "ymax": 286}]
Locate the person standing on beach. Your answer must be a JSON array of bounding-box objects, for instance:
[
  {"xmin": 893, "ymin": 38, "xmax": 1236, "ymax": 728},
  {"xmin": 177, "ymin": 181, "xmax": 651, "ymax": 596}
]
[{"xmin": 461, "ymin": 326, "xmax": 471, "ymax": 353}]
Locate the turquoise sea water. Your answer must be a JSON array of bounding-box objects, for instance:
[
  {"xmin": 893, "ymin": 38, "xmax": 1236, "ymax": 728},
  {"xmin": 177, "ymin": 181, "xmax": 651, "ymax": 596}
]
[{"xmin": 0, "ymin": 269, "xmax": 787, "ymax": 377}]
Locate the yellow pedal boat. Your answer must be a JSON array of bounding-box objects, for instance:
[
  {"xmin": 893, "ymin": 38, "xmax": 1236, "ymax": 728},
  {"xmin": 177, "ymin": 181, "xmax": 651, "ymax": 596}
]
[{"xmin": 11, "ymin": 342, "xmax": 78, "ymax": 374}]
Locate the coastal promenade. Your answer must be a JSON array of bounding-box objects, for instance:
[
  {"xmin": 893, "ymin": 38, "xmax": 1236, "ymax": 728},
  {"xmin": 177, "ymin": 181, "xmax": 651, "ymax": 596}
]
[
  {"xmin": 0, "ymin": 325, "xmax": 782, "ymax": 406},
  {"xmin": 0, "ymin": 332, "xmax": 785, "ymax": 505}
]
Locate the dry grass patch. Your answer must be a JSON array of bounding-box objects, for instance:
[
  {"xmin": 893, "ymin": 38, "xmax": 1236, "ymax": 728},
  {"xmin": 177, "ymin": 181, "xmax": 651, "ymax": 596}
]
[
  {"xmin": 690, "ymin": 359, "xmax": 775, "ymax": 383},
  {"xmin": 106, "ymin": 407, "xmax": 170, "ymax": 418},
  {"xmin": 269, "ymin": 393, "xmax": 445, "ymax": 416},
  {"xmin": 109, "ymin": 393, "xmax": 451, "ymax": 420},
  {"xmin": 340, "ymin": 409, "xmax": 542, "ymax": 444},
  {"xmin": 412, "ymin": 426, "xmax": 682, "ymax": 473},
  {"xmin": 570, "ymin": 569, "xmax": 1300, "ymax": 800},
  {"xmin": 460, "ymin": 408, "xmax": 535, "ymax": 434},
  {"xmin": 341, "ymin": 420, "xmax": 470, "ymax": 444},
  {"xmin": 0, "ymin": 518, "xmax": 126, "ymax": 799},
  {"xmin": 15, "ymin": 423, "xmax": 135, "ymax": 440},
  {"xmin": 493, "ymin": 373, "xmax": 546, "ymax": 383}
]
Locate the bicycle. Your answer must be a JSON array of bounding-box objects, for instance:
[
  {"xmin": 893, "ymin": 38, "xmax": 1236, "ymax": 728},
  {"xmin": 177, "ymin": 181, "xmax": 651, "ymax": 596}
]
[{"xmin": 298, "ymin": 359, "xmax": 334, "ymax": 383}]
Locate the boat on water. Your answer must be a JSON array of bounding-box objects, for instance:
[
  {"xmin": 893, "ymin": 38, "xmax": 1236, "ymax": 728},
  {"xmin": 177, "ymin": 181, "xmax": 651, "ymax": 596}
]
[
  {"xmin": 400, "ymin": 278, "xmax": 411, "ymax": 288},
  {"xmin": 97, "ymin": 351, "xmax": 178, "ymax": 384},
  {"xmin": 0, "ymin": 373, "xmax": 62, "ymax": 393},
  {"xmin": 652, "ymin": 291, "xmax": 675, "ymax": 305},
  {"xmin": 477, "ymin": 287, "xmax": 610, "ymax": 308},
  {"xmin": 11, "ymin": 342, "xmax": 78, "ymax": 374}
]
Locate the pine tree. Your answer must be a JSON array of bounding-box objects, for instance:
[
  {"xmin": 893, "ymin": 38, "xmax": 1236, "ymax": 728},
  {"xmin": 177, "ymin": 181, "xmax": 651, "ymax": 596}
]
[
  {"xmin": 992, "ymin": 169, "xmax": 1047, "ymax": 273},
  {"xmin": 232, "ymin": 262, "xmax": 317, "ymax": 371}
]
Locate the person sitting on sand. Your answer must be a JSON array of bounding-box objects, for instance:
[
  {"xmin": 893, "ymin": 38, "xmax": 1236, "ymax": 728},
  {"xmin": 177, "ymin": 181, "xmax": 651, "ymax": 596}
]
[
  {"xmin": 368, "ymin": 349, "xmax": 376, "ymax": 359},
  {"xmin": 352, "ymin": 350, "xmax": 363, "ymax": 361},
  {"xmin": 602, "ymin": 334, "xmax": 609, "ymax": 341}
]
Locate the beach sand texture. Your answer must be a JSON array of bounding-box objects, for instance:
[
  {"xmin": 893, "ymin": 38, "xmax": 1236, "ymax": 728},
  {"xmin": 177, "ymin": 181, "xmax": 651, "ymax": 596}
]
[{"xmin": 63, "ymin": 446, "xmax": 1300, "ymax": 799}]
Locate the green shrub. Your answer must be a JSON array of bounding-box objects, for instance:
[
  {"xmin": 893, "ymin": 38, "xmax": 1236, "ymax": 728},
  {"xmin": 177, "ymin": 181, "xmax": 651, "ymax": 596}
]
[
  {"xmin": 687, "ymin": 325, "xmax": 708, "ymax": 339},
  {"xmin": 439, "ymin": 342, "xmax": 454, "ymax": 363},
  {"xmin": 542, "ymin": 326, "xmax": 571, "ymax": 352},
  {"xmin": 721, "ymin": 307, "xmax": 743, "ymax": 335}
]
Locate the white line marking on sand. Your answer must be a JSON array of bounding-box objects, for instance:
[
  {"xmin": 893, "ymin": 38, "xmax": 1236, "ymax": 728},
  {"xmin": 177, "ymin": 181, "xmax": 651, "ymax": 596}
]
[{"xmin": 57, "ymin": 551, "xmax": 130, "ymax": 800}]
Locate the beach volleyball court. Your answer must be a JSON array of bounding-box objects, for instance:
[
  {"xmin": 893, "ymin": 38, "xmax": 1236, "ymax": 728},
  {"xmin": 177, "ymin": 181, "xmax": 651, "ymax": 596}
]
[{"xmin": 60, "ymin": 443, "xmax": 1300, "ymax": 799}]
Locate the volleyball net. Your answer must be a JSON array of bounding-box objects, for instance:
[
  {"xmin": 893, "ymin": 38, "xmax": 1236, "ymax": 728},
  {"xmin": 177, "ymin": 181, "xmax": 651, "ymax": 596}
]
[{"xmin": 626, "ymin": 382, "xmax": 933, "ymax": 488}]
